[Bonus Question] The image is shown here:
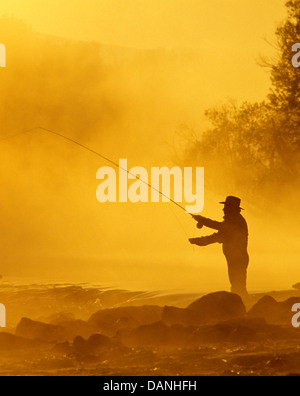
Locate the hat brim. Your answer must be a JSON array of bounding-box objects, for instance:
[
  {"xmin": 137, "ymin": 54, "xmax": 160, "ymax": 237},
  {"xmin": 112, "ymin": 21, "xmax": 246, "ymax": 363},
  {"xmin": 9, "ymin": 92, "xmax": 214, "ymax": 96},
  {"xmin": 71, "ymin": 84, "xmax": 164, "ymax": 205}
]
[{"xmin": 219, "ymin": 202, "xmax": 244, "ymax": 210}]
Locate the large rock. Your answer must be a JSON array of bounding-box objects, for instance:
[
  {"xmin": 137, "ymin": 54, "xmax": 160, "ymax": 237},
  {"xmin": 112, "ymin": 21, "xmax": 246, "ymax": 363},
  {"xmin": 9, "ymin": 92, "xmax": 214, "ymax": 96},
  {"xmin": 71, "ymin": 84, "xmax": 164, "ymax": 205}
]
[
  {"xmin": 162, "ymin": 306, "xmax": 192, "ymax": 326},
  {"xmin": 187, "ymin": 291, "xmax": 246, "ymax": 320},
  {"xmin": 247, "ymin": 295, "xmax": 300, "ymax": 325},
  {"xmin": 72, "ymin": 333, "xmax": 119, "ymax": 355},
  {"xmin": 190, "ymin": 321, "xmax": 258, "ymax": 345},
  {"xmin": 87, "ymin": 333, "xmax": 112, "ymax": 351},
  {"xmin": 16, "ymin": 318, "xmax": 72, "ymax": 343},
  {"xmin": 119, "ymin": 318, "xmax": 261, "ymax": 348},
  {"xmin": 293, "ymin": 283, "xmax": 300, "ymax": 290},
  {"xmin": 53, "ymin": 319, "xmax": 96, "ymax": 339},
  {"xmin": 88, "ymin": 305, "xmax": 163, "ymax": 336},
  {"xmin": 119, "ymin": 321, "xmax": 187, "ymax": 347},
  {"xmin": 0, "ymin": 332, "xmax": 48, "ymax": 351},
  {"xmin": 190, "ymin": 317, "xmax": 299, "ymax": 345},
  {"xmin": 162, "ymin": 292, "xmax": 246, "ymax": 326}
]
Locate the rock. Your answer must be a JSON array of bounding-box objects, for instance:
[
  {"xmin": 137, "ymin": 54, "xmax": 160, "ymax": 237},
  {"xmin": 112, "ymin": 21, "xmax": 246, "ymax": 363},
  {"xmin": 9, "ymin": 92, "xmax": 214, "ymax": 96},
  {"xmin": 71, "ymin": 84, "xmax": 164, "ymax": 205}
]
[
  {"xmin": 0, "ymin": 332, "xmax": 17, "ymax": 350},
  {"xmin": 72, "ymin": 335, "xmax": 87, "ymax": 354},
  {"xmin": 247, "ymin": 295, "xmax": 278, "ymax": 321},
  {"xmin": 121, "ymin": 321, "xmax": 170, "ymax": 347},
  {"xmin": 162, "ymin": 306, "xmax": 192, "ymax": 326},
  {"xmin": 16, "ymin": 317, "xmax": 100, "ymax": 342},
  {"xmin": 0, "ymin": 332, "xmax": 47, "ymax": 351},
  {"xmin": 293, "ymin": 283, "xmax": 300, "ymax": 290},
  {"xmin": 54, "ymin": 319, "xmax": 96, "ymax": 339},
  {"xmin": 72, "ymin": 333, "xmax": 113, "ymax": 355},
  {"xmin": 162, "ymin": 291, "xmax": 246, "ymax": 326},
  {"xmin": 188, "ymin": 291, "xmax": 246, "ymax": 322},
  {"xmin": 88, "ymin": 305, "xmax": 163, "ymax": 336},
  {"xmin": 121, "ymin": 318, "xmax": 259, "ymax": 348},
  {"xmin": 247, "ymin": 295, "xmax": 300, "ymax": 325},
  {"xmin": 52, "ymin": 341, "xmax": 71, "ymax": 354},
  {"xmin": 86, "ymin": 333, "xmax": 111, "ymax": 351},
  {"xmin": 191, "ymin": 322, "xmax": 258, "ymax": 344},
  {"xmin": 123, "ymin": 321, "xmax": 193, "ymax": 348},
  {"xmin": 16, "ymin": 317, "xmax": 71, "ymax": 343}
]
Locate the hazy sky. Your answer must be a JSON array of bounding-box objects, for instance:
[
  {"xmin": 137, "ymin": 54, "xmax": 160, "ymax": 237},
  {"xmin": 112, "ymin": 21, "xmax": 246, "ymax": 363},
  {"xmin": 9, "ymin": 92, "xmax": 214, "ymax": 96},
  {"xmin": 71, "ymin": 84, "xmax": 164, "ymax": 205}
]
[
  {"xmin": 1, "ymin": 0, "xmax": 286, "ymax": 50},
  {"xmin": 0, "ymin": 0, "xmax": 288, "ymax": 107}
]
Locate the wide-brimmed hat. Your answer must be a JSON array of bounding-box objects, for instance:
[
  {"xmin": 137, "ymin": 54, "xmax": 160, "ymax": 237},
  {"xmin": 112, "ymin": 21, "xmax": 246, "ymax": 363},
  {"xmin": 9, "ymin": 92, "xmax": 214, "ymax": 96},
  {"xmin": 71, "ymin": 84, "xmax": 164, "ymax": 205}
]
[{"xmin": 219, "ymin": 196, "xmax": 244, "ymax": 210}]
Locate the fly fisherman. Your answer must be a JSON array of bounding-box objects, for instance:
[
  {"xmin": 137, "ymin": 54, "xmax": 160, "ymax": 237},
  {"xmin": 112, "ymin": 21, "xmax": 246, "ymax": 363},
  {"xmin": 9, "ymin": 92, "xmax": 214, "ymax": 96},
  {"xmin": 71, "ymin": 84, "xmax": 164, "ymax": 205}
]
[{"xmin": 189, "ymin": 196, "xmax": 249, "ymax": 298}]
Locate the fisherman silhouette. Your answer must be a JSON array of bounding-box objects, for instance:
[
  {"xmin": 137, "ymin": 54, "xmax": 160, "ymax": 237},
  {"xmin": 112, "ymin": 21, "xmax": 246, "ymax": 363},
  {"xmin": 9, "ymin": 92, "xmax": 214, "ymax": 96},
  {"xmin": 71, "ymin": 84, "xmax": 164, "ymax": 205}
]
[{"xmin": 189, "ymin": 196, "xmax": 249, "ymax": 298}]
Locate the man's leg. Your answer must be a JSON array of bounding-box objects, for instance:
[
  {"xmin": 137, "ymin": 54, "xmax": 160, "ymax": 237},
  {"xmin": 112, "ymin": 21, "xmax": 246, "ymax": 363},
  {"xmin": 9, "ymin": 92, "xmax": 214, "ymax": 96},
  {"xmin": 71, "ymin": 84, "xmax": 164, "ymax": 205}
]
[{"xmin": 227, "ymin": 259, "xmax": 248, "ymax": 298}]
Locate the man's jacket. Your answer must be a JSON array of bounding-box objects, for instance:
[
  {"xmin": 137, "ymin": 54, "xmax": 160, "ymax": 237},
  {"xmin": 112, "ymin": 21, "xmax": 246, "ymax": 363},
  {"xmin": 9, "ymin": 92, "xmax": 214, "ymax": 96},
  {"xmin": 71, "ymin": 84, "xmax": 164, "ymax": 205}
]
[{"xmin": 193, "ymin": 214, "xmax": 249, "ymax": 264}]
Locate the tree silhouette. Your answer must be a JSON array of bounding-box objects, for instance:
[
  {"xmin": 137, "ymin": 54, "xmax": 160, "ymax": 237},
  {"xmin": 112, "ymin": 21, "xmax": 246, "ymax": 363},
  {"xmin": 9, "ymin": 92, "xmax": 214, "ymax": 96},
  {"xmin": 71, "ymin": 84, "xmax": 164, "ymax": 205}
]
[{"xmin": 184, "ymin": 0, "xmax": 300, "ymax": 208}]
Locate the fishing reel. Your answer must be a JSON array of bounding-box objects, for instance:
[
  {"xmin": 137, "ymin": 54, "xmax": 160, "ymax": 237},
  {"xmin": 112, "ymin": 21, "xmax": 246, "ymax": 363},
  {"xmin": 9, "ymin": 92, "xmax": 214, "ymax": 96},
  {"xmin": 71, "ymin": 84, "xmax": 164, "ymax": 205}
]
[{"xmin": 192, "ymin": 215, "xmax": 204, "ymax": 229}]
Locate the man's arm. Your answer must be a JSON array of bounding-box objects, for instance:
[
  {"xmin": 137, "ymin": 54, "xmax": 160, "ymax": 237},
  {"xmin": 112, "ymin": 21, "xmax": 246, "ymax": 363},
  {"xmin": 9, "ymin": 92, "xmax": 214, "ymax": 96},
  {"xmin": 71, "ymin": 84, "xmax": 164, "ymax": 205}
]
[
  {"xmin": 192, "ymin": 215, "xmax": 223, "ymax": 231},
  {"xmin": 189, "ymin": 233, "xmax": 221, "ymax": 246}
]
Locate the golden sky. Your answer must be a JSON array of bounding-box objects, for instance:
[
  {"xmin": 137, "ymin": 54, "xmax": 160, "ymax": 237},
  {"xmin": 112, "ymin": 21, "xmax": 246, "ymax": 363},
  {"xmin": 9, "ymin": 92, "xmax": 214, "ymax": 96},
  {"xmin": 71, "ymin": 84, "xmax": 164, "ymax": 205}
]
[
  {"xmin": 0, "ymin": 0, "xmax": 286, "ymax": 50},
  {"xmin": 0, "ymin": 0, "xmax": 287, "ymax": 105}
]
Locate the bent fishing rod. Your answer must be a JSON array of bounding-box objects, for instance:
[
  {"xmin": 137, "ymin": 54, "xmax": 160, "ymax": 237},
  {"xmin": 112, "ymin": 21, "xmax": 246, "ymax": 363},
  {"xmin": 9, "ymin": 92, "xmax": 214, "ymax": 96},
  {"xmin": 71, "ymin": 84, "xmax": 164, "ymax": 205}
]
[{"xmin": 1, "ymin": 126, "xmax": 197, "ymax": 218}]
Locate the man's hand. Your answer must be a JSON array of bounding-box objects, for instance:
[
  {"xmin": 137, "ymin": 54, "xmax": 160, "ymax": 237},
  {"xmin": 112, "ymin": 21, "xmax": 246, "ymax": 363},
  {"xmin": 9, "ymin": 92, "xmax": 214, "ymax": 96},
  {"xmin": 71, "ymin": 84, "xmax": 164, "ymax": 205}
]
[
  {"xmin": 192, "ymin": 215, "xmax": 204, "ymax": 229},
  {"xmin": 189, "ymin": 234, "xmax": 220, "ymax": 247},
  {"xmin": 192, "ymin": 215, "xmax": 204, "ymax": 222}
]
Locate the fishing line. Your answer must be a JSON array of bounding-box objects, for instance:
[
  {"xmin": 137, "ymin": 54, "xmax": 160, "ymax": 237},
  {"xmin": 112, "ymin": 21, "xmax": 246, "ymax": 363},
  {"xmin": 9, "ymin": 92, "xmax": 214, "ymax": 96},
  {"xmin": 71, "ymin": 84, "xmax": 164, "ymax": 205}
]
[
  {"xmin": 1, "ymin": 126, "xmax": 194, "ymax": 217},
  {"xmin": 168, "ymin": 204, "xmax": 189, "ymax": 238},
  {"xmin": 0, "ymin": 127, "xmax": 41, "ymax": 142},
  {"xmin": 1, "ymin": 126, "xmax": 199, "ymax": 247}
]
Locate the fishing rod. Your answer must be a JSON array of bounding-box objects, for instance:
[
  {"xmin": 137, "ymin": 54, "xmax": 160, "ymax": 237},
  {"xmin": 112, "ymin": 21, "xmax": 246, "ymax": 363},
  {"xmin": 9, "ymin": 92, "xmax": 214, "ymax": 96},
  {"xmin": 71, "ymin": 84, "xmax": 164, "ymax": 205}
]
[{"xmin": 1, "ymin": 126, "xmax": 195, "ymax": 217}]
